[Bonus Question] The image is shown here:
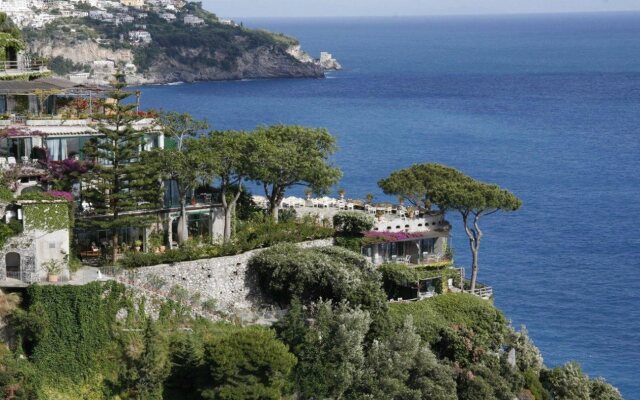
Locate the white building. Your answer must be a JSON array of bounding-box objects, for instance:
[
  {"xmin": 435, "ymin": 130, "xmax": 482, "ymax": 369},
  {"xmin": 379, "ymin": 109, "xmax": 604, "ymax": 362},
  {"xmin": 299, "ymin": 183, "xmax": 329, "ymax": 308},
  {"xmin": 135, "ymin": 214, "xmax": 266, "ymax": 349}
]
[
  {"xmin": 160, "ymin": 12, "xmax": 175, "ymax": 22},
  {"xmin": 183, "ymin": 14, "xmax": 204, "ymax": 26},
  {"xmin": 128, "ymin": 30, "xmax": 152, "ymax": 44}
]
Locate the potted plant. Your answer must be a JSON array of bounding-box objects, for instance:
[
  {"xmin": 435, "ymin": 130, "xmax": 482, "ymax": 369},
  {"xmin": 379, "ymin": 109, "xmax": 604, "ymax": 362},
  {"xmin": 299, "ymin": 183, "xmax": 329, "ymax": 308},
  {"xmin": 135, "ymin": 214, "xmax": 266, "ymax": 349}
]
[
  {"xmin": 42, "ymin": 259, "xmax": 63, "ymax": 283},
  {"xmin": 149, "ymin": 232, "xmax": 165, "ymax": 254},
  {"xmin": 134, "ymin": 240, "xmax": 143, "ymax": 252}
]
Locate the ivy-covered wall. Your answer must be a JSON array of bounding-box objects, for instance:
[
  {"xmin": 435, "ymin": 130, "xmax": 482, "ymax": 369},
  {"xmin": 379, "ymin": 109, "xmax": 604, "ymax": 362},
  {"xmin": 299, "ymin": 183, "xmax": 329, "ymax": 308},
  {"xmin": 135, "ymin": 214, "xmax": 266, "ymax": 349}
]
[{"xmin": 22, "ymin": 202, "xmax": 70, "ymax": 232}]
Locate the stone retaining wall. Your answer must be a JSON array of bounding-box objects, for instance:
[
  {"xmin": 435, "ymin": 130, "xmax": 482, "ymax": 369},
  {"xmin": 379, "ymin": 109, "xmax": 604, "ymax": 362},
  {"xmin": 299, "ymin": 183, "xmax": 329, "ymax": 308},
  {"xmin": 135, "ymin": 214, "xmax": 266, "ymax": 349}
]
[{"xmin": 120, "ymin": 238, "xmax": 334, "ymax": 315}]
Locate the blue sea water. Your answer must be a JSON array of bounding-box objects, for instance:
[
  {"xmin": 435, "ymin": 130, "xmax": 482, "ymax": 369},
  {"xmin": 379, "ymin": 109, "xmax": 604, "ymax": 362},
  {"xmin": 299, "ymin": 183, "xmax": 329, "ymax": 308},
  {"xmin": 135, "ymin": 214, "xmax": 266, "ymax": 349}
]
[{"xmin": 136, "ymin": 13, "xmax": 640, "ymax": 397}]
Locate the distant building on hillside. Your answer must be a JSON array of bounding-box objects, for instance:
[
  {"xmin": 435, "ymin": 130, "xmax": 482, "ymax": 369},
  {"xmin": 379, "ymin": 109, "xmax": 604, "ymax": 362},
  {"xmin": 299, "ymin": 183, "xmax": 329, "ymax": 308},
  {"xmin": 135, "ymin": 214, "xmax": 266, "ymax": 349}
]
[
  {"xmin": 128, "ymin": 30, "xmax": 151, "ymax": 44},
  {"xmin": 120, "ymin": 0, "xmax": 144, "ymax": 7},
  {"xmin": 183, "ymin": 14, "xmax": 204, "ymax": 26},
  {"xmin": 159, "ymin": 12, "xmax": 175, "ymax": 22}
]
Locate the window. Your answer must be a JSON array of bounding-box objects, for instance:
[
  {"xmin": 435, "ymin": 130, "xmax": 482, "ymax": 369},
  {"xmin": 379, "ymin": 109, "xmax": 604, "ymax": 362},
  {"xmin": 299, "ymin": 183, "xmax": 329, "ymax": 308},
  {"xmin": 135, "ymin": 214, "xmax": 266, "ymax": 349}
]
[
  {"xmin": 421, "ymin": 238, "xmax": 436, "ymax": 254},
  {"xmin": 46, "ymin": 137, "xmax": 90, "ymax": 161},
  {"xmin": 0, "ymin": 137, "xmax": 32, "ymax": 159}
]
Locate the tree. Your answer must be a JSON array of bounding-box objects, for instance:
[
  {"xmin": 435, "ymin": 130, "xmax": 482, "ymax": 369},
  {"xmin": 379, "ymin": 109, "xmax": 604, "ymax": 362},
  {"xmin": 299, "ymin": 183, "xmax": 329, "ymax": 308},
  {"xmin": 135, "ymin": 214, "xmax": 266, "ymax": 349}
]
[
  {"xmin": 378, "ymin": 163, "xmax": 470, "ymax": 211},
  {"xmin": 354, "ymin": 317, "xmax": 457, "ymax": 400},
  {"xmin": 201, "ymin": 326, "xmax": 296, "ymax": 400},
  {"xmin": 157, "ymin": 111, "xmax": 208, "ymax": 151},
  {"xmin": 191, "ymin": 130, "xmax": 251, "ymax": 243},
  {"xmin": 81, "ymin": 74, "xmax": 162, "ymax": 262},
  {"xmin": 427, "ymin": 164, "xmax": 521, "ymax": 291},
  {"xmin": 249, "ymin": 124, "xmax": 342, "ymax": 222},
  {"xmin": 144, "ymin": 147, "xmax": 201, "ymax": 244},
  {"xmin": 276, "ymin": 300, "xmax": 370, "ymax": 399},
  {"xmin": 122, "ymin": 321, "xmax": 171, "ymax": 399}
]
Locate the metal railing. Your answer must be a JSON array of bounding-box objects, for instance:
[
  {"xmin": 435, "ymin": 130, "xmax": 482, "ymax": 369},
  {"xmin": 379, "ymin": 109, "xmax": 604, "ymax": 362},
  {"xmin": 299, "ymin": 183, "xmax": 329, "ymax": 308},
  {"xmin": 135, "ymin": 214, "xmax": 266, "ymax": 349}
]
[
  {"xmin": 0, "ymin": 60, "xmax": 47, "ymax": 73},
  {"xmin": 468, "ymin": 286, "xmax": 494, "ymax": 299}
]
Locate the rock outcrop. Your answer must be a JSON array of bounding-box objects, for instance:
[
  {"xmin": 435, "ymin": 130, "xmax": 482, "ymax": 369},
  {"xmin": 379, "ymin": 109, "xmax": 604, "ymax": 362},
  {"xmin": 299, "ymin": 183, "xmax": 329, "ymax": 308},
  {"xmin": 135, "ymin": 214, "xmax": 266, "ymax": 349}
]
[{"xmin": 28, "ymin": 38, "xmax": 326, "ymax": 85}]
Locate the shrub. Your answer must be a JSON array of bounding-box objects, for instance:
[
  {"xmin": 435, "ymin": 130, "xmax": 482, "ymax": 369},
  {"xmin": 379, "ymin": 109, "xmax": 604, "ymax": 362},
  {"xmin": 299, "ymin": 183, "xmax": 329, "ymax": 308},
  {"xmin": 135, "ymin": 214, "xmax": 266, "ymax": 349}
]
[
  {"xmin": 590, "ymin": 378, "xmax": 623, "ymax": 400},
  {"xmin": 332, "ymin": 211, "xmax": 374, "ymax": 235},
  {"xmin": 201, "ymin": 298, "xmax": 218, "ymax": 314},
  {"xmin": 540, "ymin": 362, "xmax": 590, "ymax": 400},
  {"xmin": 523, "ymin": 369, "xmax": 550, "ymax": 400},
  {"xmin": 169, "ymin": 285, "xmax": 189, "ymax": 306},
  {"xmin": 119, "ymin": 220, "xmax": 334, "ymax": 268},
  {"xmin": 388, "ymin": 293, "xmax": 508, "ymax": 349},
  {"xmin": 248, "ymin": 244, "xmax": 386, "ymax": 314},
  {"xmin": 0, "ymin": 186, "xmax": 13, "ymax": 202},
  {"xmin": 380, "ymin": 263, "xmax": 461, "ymax": 299},
  {"xmin": 333, "ymin": 235, "xmax": 363, "ymax": 252},
  {"xmin": 509, "ymin": 326, "xmax": 544, "ymax": 373}
]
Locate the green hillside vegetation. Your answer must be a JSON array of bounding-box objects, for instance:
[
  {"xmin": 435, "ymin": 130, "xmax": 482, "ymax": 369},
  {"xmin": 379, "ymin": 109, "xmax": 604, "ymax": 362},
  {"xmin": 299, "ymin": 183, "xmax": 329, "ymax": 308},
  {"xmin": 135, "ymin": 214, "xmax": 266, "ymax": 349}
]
[{"xmin": 0, "ymin": 259, "xmax": 623, "ymax": 399}]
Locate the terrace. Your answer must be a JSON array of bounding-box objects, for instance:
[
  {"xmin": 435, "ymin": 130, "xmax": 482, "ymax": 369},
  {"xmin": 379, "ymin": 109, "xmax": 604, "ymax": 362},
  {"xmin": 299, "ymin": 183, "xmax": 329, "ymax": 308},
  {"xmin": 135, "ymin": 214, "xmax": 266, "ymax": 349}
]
[{"xmin": 0, "ymin": 59, "xmax": 49, "ymax": 79}]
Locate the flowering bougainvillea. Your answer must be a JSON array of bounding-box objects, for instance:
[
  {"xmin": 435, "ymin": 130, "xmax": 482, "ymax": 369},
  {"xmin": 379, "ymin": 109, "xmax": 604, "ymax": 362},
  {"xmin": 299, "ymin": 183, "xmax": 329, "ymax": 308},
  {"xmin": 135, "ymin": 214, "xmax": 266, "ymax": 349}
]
[
  {"xmin": 46, "ymin": 191, "xmax": 74, "ymax": 202},
  {"xmin": 363, "ymin": 230, "xmax": 430, "ymax": 242}
]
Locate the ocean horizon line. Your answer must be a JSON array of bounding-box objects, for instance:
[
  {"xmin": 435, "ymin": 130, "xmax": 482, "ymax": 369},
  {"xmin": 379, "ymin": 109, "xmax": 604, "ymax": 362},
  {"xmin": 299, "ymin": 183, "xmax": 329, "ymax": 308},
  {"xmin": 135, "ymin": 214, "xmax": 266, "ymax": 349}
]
[{"xmin": 228, "ymin": 10, "xmax": 640, "ymax": 21}]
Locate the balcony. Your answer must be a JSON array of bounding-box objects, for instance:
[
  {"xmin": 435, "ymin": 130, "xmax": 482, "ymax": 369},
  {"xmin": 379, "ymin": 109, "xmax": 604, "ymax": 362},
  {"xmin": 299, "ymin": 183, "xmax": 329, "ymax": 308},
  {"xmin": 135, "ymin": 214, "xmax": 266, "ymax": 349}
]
[{"xmin": 0, "ymin": 60, "xmax": 49, "ymax": 78}]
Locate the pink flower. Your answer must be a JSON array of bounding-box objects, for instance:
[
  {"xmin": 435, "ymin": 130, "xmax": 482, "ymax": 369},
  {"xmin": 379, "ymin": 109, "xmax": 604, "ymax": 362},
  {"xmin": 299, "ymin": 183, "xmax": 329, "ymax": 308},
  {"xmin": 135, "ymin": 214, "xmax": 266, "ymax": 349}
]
[{"xmin": 46, "ymin": 191, "xmax": 74, "ymax": 202}]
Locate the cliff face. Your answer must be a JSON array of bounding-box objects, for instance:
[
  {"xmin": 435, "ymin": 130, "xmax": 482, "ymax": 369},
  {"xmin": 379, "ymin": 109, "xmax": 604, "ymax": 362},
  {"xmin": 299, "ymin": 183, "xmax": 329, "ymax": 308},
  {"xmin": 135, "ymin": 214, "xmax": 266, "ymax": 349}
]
[
  {"xmin": 27, "ymin": 38, "xmax": 323, "ymax": 84},
  {"xmin": 29, "ymin": 39, "xmax": 133, "ymax": 67},
  {"xmin": 144, "ymin": 44, "xmax": 324, "ymax": 83}
]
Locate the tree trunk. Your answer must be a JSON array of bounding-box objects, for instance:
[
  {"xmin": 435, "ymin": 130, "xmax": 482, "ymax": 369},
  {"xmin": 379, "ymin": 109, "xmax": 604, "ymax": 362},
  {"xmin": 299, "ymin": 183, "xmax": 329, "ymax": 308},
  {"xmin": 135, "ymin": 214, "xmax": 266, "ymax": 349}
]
[
  {"xmin": 223, "ymin": 206, "xmax": 233, "ymax": 243},
  {"xmin": 270, "ymin": 202, "xmax": 279, "ymax": 223},
  {"xmin": 178, "ymin": 198, "xmax": 188, "ymax": 244},
  {"xmin": 469, "ymin": 241, "xmax": 480, "ymax": 292},
  {"xmin": 461, "ymin": 213, "xmax": 483, "ymax": 293},
  {"xmin": 111, "ymin": 231, "xmax": 118, "ymax": 265}
]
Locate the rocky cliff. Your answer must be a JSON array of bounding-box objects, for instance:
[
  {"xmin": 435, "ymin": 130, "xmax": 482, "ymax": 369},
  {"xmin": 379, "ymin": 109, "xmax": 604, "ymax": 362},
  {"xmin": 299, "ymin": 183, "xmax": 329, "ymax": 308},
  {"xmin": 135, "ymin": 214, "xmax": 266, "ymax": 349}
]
[
  {"xmin": 22, "ymin": 3, "xmax": 336, "ymax": 85},
  {"xmin": 28, "ymin": 37, "xmax": 324, "ymax": 85}
]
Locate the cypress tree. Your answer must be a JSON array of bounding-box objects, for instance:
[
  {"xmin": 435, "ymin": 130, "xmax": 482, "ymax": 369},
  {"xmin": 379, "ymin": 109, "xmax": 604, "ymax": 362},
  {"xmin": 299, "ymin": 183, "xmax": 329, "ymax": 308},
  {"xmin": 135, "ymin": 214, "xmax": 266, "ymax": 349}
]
[{"xmin": 81, "ymin": 73, "xmax": 161, "ymax": 263}]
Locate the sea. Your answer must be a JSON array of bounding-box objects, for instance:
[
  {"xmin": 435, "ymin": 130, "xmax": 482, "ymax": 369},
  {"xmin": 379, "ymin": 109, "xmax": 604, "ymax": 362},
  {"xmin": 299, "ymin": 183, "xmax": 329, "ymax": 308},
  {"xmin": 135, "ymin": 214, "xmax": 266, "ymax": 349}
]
[{"xmin": 135, "ymin": 13, "xmax": 640, "ymax": 397}]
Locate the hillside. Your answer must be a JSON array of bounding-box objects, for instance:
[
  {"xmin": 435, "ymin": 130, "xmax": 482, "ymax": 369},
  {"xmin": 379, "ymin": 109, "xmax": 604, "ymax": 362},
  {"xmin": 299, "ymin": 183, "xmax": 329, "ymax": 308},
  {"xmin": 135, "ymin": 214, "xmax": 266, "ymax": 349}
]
[{"xmin": 21, "ymin": 2, "xmax": 333, "ymax": 84}]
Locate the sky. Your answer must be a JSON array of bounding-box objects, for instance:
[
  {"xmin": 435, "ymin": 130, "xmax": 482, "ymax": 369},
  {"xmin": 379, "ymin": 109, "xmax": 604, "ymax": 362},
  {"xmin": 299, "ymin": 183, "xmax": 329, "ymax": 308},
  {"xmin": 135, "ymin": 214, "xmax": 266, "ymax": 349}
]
[{"xmin": 202, "ymin": 0, "xmax": 640, "ymax": 18}]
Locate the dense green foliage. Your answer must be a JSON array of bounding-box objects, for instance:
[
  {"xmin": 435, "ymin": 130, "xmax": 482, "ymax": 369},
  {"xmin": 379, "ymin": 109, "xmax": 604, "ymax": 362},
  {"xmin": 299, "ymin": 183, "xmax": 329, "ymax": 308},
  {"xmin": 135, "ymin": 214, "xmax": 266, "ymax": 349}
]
[
  {"xmin": 380, "ymin": 263, "xmax": 461, "ymax": 299},
  {"xmin": 200, "ymin": 326, "xmax": 296, "ymax": 399},
  {"xmin": 14, "ymin": 282, "xmax": 129, "ymax": 382},
  {"xmin": 540, "ymin": 362, "xmax": 622, "ymax": 400},
  {"xmin": 249, "ymin": 124, "xmax": 342, "ymax": 221},
  {"xmin": 48, "ymin": 55, "xmax": 88, "ymax": 75},
  {"xmin": 389, "ymin": 293, "xmax": 508, "ymax": 347},
  {"xmin": 0, "ymin": 281, "xmax": 623, "ymax": 399},
  {"xmin": 249, "ymin": 244, "xmax": 386, "ymax": 312},
  {"xmin": 332, "ymin": 211, "xmax": 375, "ymax": 235},
  {"xmin": 119, "ymin": 219, "xmax": 334, "ymax": 268},
  {"xmin": 191, "ymin": 130, "xmax": 252, "ymax": 242},
  {"xmin": 21, "ymin": 202, "xmax": 70, "ymax": 232}
]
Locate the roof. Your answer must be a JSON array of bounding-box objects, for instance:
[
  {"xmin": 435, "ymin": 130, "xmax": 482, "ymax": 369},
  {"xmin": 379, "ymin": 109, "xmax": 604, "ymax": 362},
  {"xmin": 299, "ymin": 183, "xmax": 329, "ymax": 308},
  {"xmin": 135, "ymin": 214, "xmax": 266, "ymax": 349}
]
[{"xmin": 0, "ymin": 77, "xmax": 107, "ymax": 95}]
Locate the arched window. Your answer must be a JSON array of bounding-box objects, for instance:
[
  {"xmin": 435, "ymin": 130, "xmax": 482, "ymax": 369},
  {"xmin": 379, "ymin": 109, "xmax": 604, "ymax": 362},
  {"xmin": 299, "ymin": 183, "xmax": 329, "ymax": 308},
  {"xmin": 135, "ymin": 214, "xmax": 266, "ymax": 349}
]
[{"xmin": 5, "ymin": 252, "xmax": 20, "ymax": 279}]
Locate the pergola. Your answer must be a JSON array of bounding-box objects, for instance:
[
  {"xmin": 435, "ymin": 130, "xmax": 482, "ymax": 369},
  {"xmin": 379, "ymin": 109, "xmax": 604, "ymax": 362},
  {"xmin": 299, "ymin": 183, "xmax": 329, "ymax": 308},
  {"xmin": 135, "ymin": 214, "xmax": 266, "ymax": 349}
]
[{"xmin": 0, "ymin": 77, "xmax": 109, "ymax": 114}]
